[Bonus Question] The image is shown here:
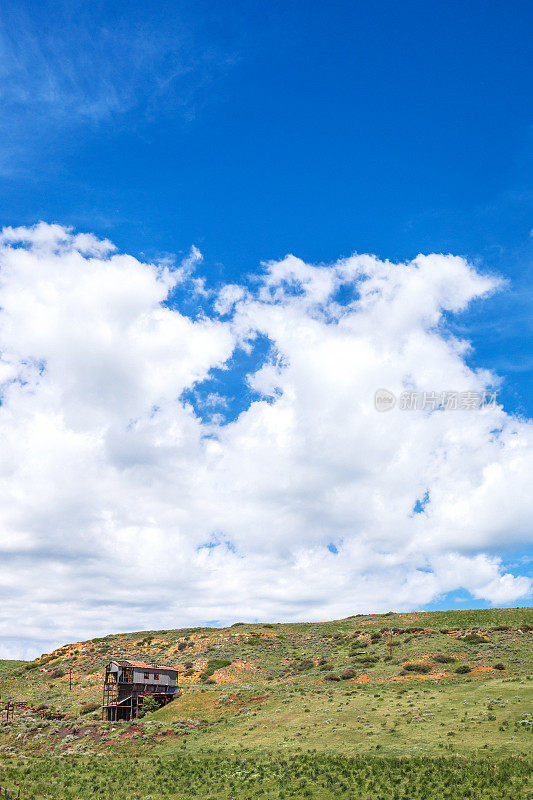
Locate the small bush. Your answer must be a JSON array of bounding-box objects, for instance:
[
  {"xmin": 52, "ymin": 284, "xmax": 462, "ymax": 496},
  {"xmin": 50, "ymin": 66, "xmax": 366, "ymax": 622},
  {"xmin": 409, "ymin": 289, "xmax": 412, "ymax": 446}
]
[
  {"xmin": 296, "ymin": 659, "xmax": 315, "ymax": 671},
  {"xmin": 201, "ymin": 659, "xmax": 231, "ymax": 680},
  {"xmin": 324, "ymin": 673, "xmax": 341, "ymax": 682},
  {"xmin": 139, "ymin": 696, "xmax": 160, "ymax": 717},
  {"xmin": 459, "ymin": 633, "xmax": 489, "ymax": 644},
  {"xmin": 493, "ymin": 663, "xmax": 506, "ymax": 670},
  {"xmin": 455, "ymin": 665, "xmax": 471, "ymax": 674},
  {"xmin": 177, "ymin": 642, "xmax": 187, "ymax": 651},
  {"xmin": 434, "ymin": 655, "xmax": 456, "ymax": 664},
  {"xmin": 403, "ymin": 663, "xmax": 432, "ymax": 674},
  {"xmin": 80, "ymin": 702, "xmax": 99, "ymax": 715},
  {"xmin": 49, "ymin": 668, "xmax": 65, "ymax": 679},
  {"xmin": 340, "ymin": 668, "xmax": 357, "ymax": 680}
]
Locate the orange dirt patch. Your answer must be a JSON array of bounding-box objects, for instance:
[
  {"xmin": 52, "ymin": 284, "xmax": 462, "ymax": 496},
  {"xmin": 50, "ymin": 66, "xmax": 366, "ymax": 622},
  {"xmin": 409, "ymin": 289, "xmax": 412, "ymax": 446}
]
[
  {"xmin": 212, "ymin": 659, "xmax": 260, "ymax": 685},
  {"xmin": 386, "ymin": 671, "xmax": 446, "ymax": 682}
]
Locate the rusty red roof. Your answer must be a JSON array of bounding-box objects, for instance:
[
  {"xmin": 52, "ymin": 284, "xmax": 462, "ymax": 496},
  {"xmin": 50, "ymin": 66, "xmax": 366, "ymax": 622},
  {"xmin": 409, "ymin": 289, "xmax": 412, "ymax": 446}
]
[{"xmin": 115, "ymin": 659, "xmax": 178, "ymax": 672}]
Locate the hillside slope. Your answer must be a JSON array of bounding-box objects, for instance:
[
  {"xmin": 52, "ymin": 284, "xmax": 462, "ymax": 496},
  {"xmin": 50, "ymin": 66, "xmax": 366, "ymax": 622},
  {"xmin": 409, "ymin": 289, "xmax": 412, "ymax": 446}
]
[{"xmin": 0, "ymin": 607, "xmax": 531, "ymax": 798}]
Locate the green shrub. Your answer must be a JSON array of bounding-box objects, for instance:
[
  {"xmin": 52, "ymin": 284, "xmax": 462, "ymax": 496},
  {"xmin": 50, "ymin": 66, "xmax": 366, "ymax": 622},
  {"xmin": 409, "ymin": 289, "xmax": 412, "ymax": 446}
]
[
  {"xmin": 355, "ymin": 655, "xmax": 379, "ymax": 664},
  {"xmin": 325, "ymin": 673, "xmax": 341, "ymax": 681},
  {"xmin": 403, "ymin": 663, "xmax": 432, "ymax": 674},
  {"xmin": 49, "ymin": 668, "xmax": 65, "ymax": 679},
  {"xmin": 340, "ymin": 668, "xmax": 357, "ymax": 680},
  {"xmin": 201, "ymin": 659, "xmax": 231, "ymax": 680},
  {"xmin": 434, "ymin": 655, "xmax": 456, "ymax": 664},
  {"xmin": 139, "ymin": 696, "xmax": 160, "ymax": 717},
  {"xmin": 455, "ymin": 665, "xmax": 471, "ymax": 674},
  {"xmin": 459, "ymin": 633, "xmax": 489, "ymax": 644},
  {"xmin": 493, "ymin": 663, "xmax": 506, "ymax": 670},
  {"xmin": 296, "ymin": 659, "xmax": 315, "ymax": 671},
  {"xmin": 80, "ymin": 702, "xmax": 99, "ymax": 715}
]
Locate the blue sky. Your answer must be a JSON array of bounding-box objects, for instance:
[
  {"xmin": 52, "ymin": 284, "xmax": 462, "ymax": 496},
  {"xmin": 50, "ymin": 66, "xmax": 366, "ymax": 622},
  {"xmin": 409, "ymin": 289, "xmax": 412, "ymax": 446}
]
[
  {"xmin": 2, "ymin": 0, "xmax": 531, "ymax": 412},
  {"xmin": 0, "ymin": 1, "xmax": 532, "ymax": 653}
]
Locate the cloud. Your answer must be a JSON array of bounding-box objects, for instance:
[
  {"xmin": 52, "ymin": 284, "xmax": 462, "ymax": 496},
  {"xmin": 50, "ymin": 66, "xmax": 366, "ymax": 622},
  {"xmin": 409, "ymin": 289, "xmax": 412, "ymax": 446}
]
[{"xmin": 0, "ymin": 224, "xmax": 531, "ymax": 657}]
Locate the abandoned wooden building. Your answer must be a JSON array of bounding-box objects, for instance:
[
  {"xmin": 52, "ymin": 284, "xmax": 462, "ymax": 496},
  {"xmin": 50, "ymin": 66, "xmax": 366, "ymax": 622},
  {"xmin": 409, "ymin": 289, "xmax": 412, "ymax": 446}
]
[{"xmin": 102, "ymin": 659, "xmax": 180, "ymax": 721}]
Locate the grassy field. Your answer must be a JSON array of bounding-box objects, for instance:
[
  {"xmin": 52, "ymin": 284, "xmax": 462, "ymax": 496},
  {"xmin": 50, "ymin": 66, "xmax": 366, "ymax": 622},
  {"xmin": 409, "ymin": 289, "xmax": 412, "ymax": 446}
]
[{"xmin": 0, "ymin": 606, "xmax": 531, "ymax": 798}]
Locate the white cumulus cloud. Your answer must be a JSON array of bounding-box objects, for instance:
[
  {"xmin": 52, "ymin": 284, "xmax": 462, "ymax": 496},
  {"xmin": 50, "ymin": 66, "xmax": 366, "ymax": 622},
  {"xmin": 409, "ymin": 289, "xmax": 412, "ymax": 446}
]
[{"xmin": 0, "ymin": 224, "xmax": 531, "ymax": 657}]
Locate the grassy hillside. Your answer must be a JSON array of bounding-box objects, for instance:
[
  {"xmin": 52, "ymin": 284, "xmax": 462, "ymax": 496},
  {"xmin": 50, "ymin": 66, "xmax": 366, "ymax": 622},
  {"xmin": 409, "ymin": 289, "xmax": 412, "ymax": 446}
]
[{"xmin": 0, "ymin": 607, "xmax": 531, "ymax": 798}]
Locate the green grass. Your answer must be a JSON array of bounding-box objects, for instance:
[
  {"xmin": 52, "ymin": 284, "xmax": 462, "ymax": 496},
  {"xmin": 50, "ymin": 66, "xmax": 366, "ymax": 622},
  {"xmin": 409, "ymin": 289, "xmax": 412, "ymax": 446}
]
[
  {"xmin": 0, "ymin": 659, "xmax": 26, "ymax": 674},
  {"xmin": 1, "ymin": 753, "xmax": 531, "ymax": 799},
  {"xmin": 0, "ymin": 607, "xmax": 531, "ymax": 798}
]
